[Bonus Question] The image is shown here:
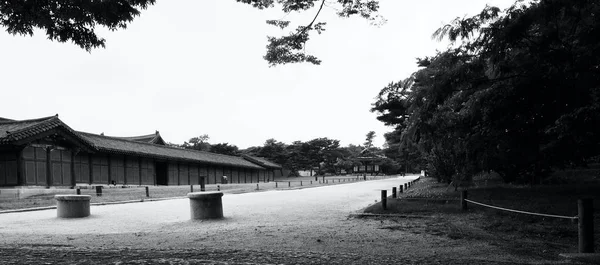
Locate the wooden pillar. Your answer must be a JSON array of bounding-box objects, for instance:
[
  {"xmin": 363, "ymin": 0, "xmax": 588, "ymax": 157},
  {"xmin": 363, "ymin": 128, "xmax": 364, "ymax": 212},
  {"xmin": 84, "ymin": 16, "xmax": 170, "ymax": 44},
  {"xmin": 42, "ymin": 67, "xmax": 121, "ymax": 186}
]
[
  {"xmin": 154, "ymin": 159, "xmax": 157, "ymax": 186},
  {"xmin": 196, "ymin": 164, "xmax": 200, "ymax": 185},
  {"xmin": 579, "ymin": 198, "xmax": 594, "ymax": 253},
  {"xmin": 107, "ymin": 154, "xmax": 112, "ymax": 185},
  {"xmin": 46, "ymin": 147, "xmax": 52, "ymax": 187},
  {"xmin": 123, "ymin": 156, "xmax": 127, "ymax": 185},
  {"xmin": 177, "ymin": 162, "xmax": 181, "ymax": 186},
  {"xmin": 16, "ymin": 146, "xmax": 24, "ymax": 186},
  {"xmin": 381, "ymin": 190, "xmax": 387, "ymax": 210},
  {"xmin": 213, "ymin": 166, "xmax": 217, "ymax": 185},
  {"xmin": 138, "ymin": 157, "xmax": 142, "ymax": 186},
  {"xmin": 88, "ymin": 155, "xmax": 93, "ymax": 185},
  {"xmin": 70, "ymin": 150, "xmax": 76, "ymax": 187}
]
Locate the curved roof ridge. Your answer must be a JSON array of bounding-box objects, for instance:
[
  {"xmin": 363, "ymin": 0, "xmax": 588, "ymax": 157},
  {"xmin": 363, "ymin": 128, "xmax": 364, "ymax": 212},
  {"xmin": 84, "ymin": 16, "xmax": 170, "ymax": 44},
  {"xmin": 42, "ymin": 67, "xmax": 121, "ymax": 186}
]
[
  {"xmin": 3, "ymin": 115, "xmax": 59, "ymax": 135},
  {"xmin": 116, "ymin": 133, "xmax": 157, "ymax": 139},
  {"xmin": 0, "ymin": 115, "xmax": 57, "ymax": 124}
]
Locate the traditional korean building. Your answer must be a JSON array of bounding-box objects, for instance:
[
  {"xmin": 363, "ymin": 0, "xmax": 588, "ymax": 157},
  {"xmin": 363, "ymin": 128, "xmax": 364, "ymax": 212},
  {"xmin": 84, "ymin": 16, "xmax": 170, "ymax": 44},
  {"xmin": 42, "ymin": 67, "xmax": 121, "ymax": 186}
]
[
  {"xmin": 0, "ymin": 115, "xmax": 279, "ymax": 187},
  {"xmin": 353, "ymin": 148, "xmax": 386, "ymax": 175}
]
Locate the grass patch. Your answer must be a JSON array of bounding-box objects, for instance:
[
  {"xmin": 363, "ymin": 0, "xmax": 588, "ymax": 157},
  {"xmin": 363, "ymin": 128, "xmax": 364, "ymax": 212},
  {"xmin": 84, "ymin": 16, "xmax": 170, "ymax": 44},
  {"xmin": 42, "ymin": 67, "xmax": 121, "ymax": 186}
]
[{"xmin": 363, "ymin": 176, "xmax": 600, "ymax": 255}]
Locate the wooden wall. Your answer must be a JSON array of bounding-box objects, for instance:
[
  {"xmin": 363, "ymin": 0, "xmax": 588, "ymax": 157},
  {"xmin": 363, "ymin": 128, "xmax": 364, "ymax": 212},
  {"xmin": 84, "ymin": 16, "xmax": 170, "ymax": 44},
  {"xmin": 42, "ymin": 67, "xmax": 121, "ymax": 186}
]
[
  {"xmin": 190, "ymin": 164, "xmax": 199, "ymax": 185},
  {"xmin": 124, "ymin": 157, "xmax": 139, "ymax": 185},
  {"xmin": 91, "ymin": 155, "xmax": 109, "ymax": 184},
  {"xmin": 50, "ymin": 148, "xmax": 72, "ymax": 186},
  {"xmin": 199, "ymin": 165, "xmax": 208, "ymax": 184},
  {"xmin": 74, "ymin": 153, "xmax": 90, "ymax": 184},
  {"xmin": 207, "ymin": 165, "xmax": 216, "ymax": 184},
  {"xmin": 179, "ymin": 164, "xmax": 189, "ymax": 185},
  {"xmin": 22, "ymin": 146, "xmax": 47, "ymax": 186},
  {"xmin": 0, "ymin": 150, "xmax": 18, "ymax": 186},
  {"xmin": 110, "ymin": 155, "xmax": 125, "ymax": 184},
  {"xmin": 140, "ymin": 158, "xmax": 154, "ymax": 185},
  {"xmin": 8, "ymin": 145, "xmax": 267, "ymax": 187}
]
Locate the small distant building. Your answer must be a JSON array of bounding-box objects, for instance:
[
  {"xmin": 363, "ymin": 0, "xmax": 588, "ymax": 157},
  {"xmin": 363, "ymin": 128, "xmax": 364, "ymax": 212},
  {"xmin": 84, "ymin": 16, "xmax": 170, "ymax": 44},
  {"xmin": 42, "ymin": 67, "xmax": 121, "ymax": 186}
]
[
  {"xmin": 353, "ymin": 148, "xmax": 386, "ymax": 175},
  {"xmin": 0, "ymin": 115, "xmax": 281, "ymax": 188}
]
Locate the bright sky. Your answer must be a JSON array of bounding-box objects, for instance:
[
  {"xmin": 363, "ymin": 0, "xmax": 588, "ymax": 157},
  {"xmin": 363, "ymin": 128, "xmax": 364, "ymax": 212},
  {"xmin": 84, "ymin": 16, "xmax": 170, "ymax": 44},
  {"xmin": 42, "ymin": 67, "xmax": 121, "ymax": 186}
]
[{"xmin": 0, "ymin": 0, "xmax": 516, "ymax": 149}]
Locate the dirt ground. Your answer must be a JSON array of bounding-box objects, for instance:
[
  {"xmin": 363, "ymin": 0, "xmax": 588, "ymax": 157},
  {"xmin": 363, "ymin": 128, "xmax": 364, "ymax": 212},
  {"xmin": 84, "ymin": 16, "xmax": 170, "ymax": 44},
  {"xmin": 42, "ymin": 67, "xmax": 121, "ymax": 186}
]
[{"xmin": 0, "ymin": 175, "xmax": 593, "ymax": 264}]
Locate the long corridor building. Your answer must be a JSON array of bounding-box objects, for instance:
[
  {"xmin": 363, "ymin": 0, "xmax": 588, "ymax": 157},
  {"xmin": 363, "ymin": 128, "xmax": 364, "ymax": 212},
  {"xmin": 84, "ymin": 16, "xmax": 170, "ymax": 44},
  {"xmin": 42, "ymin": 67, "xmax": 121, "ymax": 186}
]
[{"xmin": 0, "ymin": 115, "xmax": 281, "ymax": 187}]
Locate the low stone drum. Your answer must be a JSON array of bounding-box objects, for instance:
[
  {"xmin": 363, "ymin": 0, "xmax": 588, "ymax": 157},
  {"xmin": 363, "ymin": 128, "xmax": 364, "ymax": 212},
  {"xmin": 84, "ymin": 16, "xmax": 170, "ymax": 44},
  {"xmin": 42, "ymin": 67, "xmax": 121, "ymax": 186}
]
[
  {"xmin": 188, "ymin": 192, "xmax": 223, "ymax": 220},
  {"xmin": 55, "ymin": 195, "xmax": 91, "ymax": 218}
]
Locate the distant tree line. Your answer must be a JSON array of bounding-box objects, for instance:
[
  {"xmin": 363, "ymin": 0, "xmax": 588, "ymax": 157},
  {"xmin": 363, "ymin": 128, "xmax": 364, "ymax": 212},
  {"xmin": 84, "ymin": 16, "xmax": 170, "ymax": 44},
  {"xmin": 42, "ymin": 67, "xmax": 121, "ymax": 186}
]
[
  {"xmin": 371, "ymin": 0, "xmax": 600, "ymax": 184},
  {"xmin": 172, "ymin": 132, "xmax": 404, "ymax": 176}
]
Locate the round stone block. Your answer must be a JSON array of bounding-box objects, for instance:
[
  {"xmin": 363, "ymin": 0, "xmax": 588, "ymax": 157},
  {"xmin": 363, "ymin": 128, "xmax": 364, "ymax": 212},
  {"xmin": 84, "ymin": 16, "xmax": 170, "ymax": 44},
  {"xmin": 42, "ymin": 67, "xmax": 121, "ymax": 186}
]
[
  {"xmin": 55, "ymin": 195, "xmax": 91, "ymax": 218},
  {"xmin": 188, "ymin": 192, "xmax": 223, "ymax": 220}
]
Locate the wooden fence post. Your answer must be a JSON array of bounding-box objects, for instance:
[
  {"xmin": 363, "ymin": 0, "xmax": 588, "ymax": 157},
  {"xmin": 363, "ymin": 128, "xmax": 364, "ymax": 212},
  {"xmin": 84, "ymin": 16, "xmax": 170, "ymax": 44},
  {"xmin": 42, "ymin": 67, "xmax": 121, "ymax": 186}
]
[
  {"xmin": 461, "ymin": 190, "xmax": 468, "ymax": 211},
  {"xmin": 399, "ymin": 185, "xmax": 403, "ymax": 193},
  {"xmin": 276, "ymin": 182, "xmax": 278, "ymax": 188},
  {"xmin": 392, "ymin": 187, "xmax": 397, "ymax": 198},
  {"xmin": 145, "ymin": 186, "xmax": 149, "ymax": 197},
  {"xmin": 579, "ymin": 198, "xmax": 594, "ymax": 253},
  {"xmin": 381, "ymin": 190, "xmax": 387, "ymax": 210},
  {"xmin": 404, "ymin": 183, "xmax": 408, "ymax": 190},
  {"xmin": 200, "ymin": 177, "xmax": 205, "ymax": 192},
  {"xmin": 96, "ymin": 186, "xmax": 103, "ymax": 197},
  {"xmin": 190, "ymin": 185, "xmax": 193, "ymax": 192}
]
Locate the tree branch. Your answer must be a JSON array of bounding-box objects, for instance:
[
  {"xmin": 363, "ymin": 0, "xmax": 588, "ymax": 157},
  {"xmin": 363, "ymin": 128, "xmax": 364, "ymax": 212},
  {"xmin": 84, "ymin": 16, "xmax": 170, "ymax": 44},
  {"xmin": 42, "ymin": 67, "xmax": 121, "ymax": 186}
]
[{"xmin": 298, "ymin": 0, "xmax": 326, "ymax": 36}]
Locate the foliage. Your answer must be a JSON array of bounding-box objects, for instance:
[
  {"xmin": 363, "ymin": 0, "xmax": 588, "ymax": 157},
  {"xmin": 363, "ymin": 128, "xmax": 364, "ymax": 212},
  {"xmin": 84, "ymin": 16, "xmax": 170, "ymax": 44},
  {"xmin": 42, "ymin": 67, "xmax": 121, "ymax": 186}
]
[
  {"xmin": 382, "ymin": 130, "xmax": 424, "ymax": 173},
  {"xmin": 2, "ymin": 0, "xmax": 379, "ymax": 66},
  {"xmin": 241, "ymin": 137, "xmax": 387, "ymax": 175},
  {"xmin": 237, "ymin": 0, "xmax": 383, "ymax": 66},
  {"xmin": 0, "ymin": 0, "xmax": 155, "ymax": 51},
  {"xmin": 364, "ymin": 131, "xmax": 375, "ymax": 149},
  {"xmin": 181, "ymin": 134, "xmax": 211, "ymax": 152},
  {"xmin": 210, "ymin": 143, "xmax": 239, "ymax": 156},
  {"xmin": 372, "ymin": 0, "xmax": 600, "ymax": 184}
]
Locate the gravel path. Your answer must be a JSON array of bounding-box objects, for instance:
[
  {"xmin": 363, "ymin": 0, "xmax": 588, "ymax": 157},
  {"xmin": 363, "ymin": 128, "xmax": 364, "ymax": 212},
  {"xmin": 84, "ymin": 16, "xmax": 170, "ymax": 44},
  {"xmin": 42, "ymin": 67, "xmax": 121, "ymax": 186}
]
[{"xmin": 0, "ymin": 175, "xmax": 576, "ymax": 264}]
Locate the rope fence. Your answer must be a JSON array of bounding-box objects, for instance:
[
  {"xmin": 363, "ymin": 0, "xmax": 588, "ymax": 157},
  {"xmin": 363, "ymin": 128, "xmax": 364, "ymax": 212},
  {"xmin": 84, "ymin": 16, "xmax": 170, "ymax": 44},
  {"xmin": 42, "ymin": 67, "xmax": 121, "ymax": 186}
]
[
  {"xmin": 460, "ymin": 190, "xmax": 594, "ymax": 253},
  {"xmin": 463, "ymin": 199, "xmax": 578, "ymax": 220}
]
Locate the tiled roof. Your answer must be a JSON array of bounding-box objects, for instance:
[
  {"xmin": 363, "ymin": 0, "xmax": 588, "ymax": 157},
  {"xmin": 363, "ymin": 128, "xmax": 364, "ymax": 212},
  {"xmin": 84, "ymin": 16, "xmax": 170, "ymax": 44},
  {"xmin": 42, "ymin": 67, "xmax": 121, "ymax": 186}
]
[
  {"xmin": 116, "ymin": 132, "xmax": 166, "ymax": 145},
  {"xmin": 80, "ymin": 132, "xmax": 264, "ymax": 169},
  {"xmin": 0, "ymin": 115, "xmax": 93, "ymax": 149},
  {"xmin": 0, "ymin": 116, "xmax": 56, "ymax": 140},
  {"xmin": 0, "ymin": 116, "xmax": 265, "ymax": 169},
  {"xmin": 242, "ymin": 155, "xmax": 282, "ymax": 169}
]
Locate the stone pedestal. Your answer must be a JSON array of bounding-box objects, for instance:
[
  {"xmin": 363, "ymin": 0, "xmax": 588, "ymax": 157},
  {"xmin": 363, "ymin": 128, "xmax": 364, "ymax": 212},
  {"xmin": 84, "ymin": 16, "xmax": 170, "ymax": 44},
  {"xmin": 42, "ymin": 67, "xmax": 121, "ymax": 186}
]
[
  {"xmin": 55, "ymin": 195, "xmax": 91, "ymax": 218},
  {"xmin": 188, "ymin": 192, "xmax": 223, "ymax": 220}
]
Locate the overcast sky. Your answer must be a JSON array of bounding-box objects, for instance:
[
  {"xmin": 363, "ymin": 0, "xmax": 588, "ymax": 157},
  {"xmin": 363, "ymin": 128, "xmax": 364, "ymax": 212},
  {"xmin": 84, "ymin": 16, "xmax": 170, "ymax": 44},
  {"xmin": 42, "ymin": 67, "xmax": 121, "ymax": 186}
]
[{"xmin": 0, "ymin": 0, "xmax": 516, "ymax": 149}]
